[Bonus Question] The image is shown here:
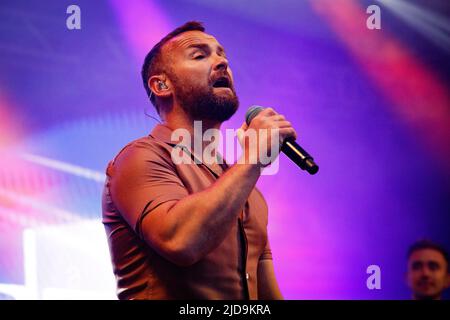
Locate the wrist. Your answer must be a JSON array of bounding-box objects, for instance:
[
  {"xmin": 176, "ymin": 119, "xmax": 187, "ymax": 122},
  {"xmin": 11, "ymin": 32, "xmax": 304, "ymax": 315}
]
[{"xmin": 236, "ymin": 153, "xmax": 264, "ymax": 175}]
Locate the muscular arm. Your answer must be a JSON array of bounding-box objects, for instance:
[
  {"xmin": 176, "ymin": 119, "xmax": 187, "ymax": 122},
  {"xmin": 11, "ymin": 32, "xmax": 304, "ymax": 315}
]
[
  {"xmin": 113, "ymin": 108, "xmax": 296, "ymax": 267},
  {"xmin": 141, "ymin": 160, "xmax": 261, "ymax": 266}
]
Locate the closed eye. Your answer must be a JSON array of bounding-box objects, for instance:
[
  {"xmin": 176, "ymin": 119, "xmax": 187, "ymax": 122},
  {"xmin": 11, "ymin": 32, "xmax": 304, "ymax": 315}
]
[{"xmin": 194, "ymin": 55, "xmax": 205, "ymax": 60}]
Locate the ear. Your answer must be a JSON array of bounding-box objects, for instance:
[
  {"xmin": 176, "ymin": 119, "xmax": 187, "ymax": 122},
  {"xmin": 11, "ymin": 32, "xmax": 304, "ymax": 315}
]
[{"xmin": 148, "ymin": 75, "xmax": 172, "ymax": 99}]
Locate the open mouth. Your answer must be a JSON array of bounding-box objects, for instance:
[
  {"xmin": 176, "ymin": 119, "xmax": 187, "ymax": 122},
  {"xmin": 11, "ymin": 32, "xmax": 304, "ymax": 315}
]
[{"xmin": 212, "ymin": 77, "xmax": 231, "ymax": 89}]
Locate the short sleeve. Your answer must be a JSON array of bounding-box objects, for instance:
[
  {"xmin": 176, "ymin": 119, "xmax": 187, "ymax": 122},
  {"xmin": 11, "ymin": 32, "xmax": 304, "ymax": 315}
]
[
  {"xmin": 108, "ymin": 140, "xmax": 189, "ymax": 236},
  {"xmin": 259, "ymin": 237, "xmax": 273, "ymax": 261}
]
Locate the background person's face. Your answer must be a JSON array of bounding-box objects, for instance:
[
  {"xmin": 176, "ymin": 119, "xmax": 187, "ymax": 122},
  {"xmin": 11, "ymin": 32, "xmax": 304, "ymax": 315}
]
[
  {"xmin": 407, "ymin": 249, "xmax": 450, "ymax": 299},
  {"xmin": 163, "ymin": 30, "xmax": 238, "ymax": 122}
]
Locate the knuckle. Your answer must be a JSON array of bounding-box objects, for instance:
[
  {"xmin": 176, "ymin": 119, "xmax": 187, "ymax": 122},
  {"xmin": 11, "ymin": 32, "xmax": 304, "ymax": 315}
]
[{"xmin": 266, "ymin": 107, "xmax": 276, "ymax": 115}]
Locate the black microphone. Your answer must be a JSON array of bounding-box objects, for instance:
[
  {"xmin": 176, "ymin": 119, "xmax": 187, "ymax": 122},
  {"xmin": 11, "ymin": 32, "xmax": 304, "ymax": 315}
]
[{"xmin": 245, "ymin": 106, "xmax": 319, "ymax": 175}]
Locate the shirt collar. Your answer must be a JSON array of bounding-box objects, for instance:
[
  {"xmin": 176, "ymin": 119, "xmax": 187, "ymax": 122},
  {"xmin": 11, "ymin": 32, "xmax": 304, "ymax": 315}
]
[
  {"xmin": 149, "ymin": 123, "xmax": 229, "ymax": 176},
  {"xmin": 149, "ymin": 123, "xmax": 179, "ymax": 145}
]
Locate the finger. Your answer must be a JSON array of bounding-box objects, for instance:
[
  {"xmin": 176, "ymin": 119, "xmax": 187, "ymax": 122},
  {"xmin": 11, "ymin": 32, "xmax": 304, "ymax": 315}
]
[
  {"xmin": 259, "ymin": 107, "xmax": 277, "ymax": 117},
  {"xmin": 279, "ymin": 128, "xmax": 297, "ymax": 140},
  {"xmin": 274, "ymin": 120, "xmax": 291, "ymax": 128},
  {"xmin": 269, "ymin": 114, "xmax": 286, "ymax": 122}
]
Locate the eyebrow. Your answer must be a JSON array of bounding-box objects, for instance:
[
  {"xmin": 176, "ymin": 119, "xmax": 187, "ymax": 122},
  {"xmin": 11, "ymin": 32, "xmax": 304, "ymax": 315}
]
[
  {"xmin": 186, "ymin": 43, "xmax": 226, "ymax": 55},
  {"xmin": 411, "ymin": 260, "xmax": 441, "ymax": 266}
]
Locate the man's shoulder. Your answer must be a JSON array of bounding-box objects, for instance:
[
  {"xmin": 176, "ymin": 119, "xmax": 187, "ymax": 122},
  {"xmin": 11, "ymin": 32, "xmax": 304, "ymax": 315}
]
[
  {"xmin": 125, "ymin": 134, "xmax": 173, "ymax": 153},
  {"xmin": 105, "ymin": 135, "xmax": 175, "ymax": 176}
]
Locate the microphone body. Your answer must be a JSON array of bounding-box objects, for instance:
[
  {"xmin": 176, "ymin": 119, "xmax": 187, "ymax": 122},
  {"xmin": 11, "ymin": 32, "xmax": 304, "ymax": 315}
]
[{"xmin": 245, "ymin": 106, "xmax": 319, "ymax": 175}]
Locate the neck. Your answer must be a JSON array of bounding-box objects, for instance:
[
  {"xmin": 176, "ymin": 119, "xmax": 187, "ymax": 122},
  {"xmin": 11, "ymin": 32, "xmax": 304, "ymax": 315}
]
[{"xmin": 163, "ymin": 106, "xmax": 222, "ymax": 162}]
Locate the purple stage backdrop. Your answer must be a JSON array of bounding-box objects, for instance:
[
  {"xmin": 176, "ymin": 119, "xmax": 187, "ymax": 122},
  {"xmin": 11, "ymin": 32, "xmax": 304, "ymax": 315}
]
[{"xmin": 0, "ymin": 0, "xmax": 449, "ymax": 299}]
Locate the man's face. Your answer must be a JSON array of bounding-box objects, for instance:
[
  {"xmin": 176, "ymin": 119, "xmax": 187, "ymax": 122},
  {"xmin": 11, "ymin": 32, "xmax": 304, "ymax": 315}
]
[
  {"xmin": 162, "ymin": 30, "xmax": 238, "ymax": 122},
  {"xmin": 407, "ymin": 249, "xmax": 450, "ymax": 300}
]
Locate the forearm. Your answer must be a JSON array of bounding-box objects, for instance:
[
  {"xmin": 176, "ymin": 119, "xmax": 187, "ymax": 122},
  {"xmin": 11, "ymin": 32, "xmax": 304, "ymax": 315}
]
[{"xmin": 163, "ymin": 160, "xmax": 261, "ymax": 264}]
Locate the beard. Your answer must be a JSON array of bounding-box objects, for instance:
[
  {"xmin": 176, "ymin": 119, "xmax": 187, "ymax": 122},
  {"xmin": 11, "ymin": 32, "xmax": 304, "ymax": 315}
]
[{"xmin": 171, "ymin": 74, "xmax": 239, "ymax": 122}]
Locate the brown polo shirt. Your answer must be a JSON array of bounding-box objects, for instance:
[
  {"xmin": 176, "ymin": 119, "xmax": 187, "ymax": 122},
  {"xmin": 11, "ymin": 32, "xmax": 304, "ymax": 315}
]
[{"xmin": 102, "ymin": 124, "xmax": 272, "ymax": 299}]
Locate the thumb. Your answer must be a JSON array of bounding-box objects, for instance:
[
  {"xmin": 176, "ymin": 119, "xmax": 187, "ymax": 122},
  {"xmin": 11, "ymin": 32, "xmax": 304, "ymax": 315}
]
[{"xmin": 237, "ymin": 122, "xmax": 248, "ymax": 148}]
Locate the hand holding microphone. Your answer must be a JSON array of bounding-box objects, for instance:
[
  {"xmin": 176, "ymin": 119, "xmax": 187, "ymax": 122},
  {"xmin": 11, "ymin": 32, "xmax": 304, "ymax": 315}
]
[{"xmin": 243, "ymin": 106, "xmax": 319, "ymax": 175}]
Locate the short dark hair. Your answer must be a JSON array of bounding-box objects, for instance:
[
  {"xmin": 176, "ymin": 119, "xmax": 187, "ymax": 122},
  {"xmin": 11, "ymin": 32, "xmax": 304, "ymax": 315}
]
[
  {"xmin": 407, "ymin": 239, "xmax": 449, "ymax": 272},
  {"xmin": 141, "ymin": 21, "xmax": 205, "ymax": 114}
]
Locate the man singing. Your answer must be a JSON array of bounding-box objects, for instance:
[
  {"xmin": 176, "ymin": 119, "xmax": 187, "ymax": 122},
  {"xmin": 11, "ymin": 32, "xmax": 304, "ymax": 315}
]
[{"xmin": 102, "ymin": 21, "xmax": 296, "ymax": 299}]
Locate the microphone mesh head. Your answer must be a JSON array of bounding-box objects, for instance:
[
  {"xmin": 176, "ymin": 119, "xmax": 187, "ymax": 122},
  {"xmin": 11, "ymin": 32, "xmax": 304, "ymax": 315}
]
[{"xmin": 245, "ymin": 106, "xmax": 264, "ymax": 125}]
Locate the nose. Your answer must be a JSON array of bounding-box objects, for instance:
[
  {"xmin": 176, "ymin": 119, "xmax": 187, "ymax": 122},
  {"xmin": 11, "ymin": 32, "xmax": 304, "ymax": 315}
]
[
  {"xmin": 420, "ymin": 266, "xmax": 432, "ymax": 278},
  {"xmin": 213, "ymin": 54, "xmax": 228, "ymax": 71}
]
